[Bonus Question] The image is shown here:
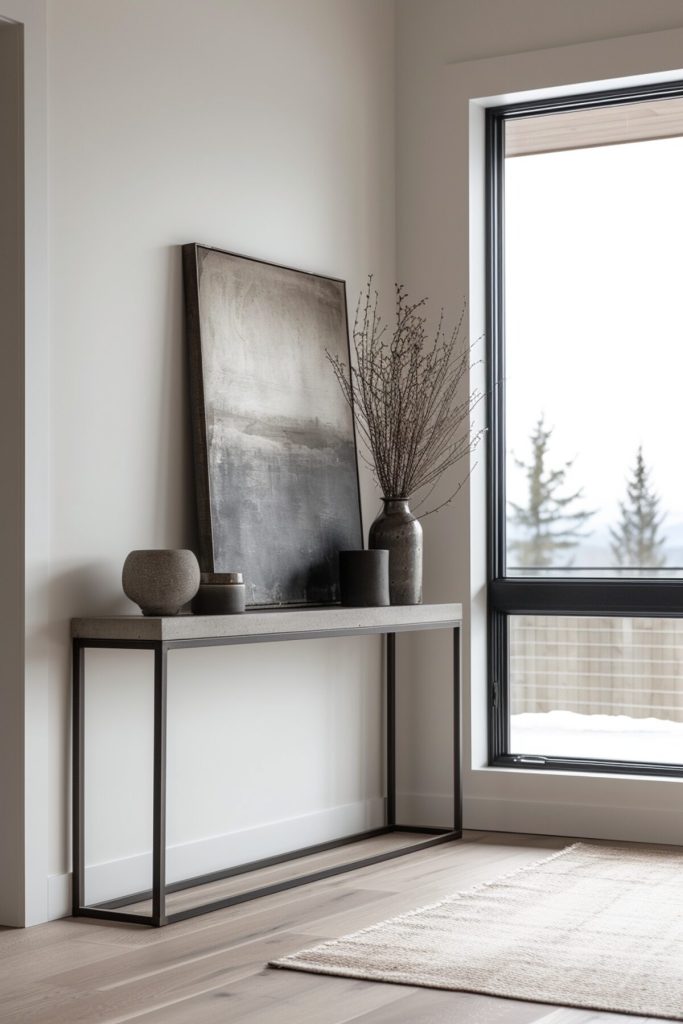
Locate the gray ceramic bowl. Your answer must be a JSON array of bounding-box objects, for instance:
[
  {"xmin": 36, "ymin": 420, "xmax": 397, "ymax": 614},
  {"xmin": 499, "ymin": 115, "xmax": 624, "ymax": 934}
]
[{"xmin": 122, "ymin": 549, "xmax": 200, "ymax": 616}]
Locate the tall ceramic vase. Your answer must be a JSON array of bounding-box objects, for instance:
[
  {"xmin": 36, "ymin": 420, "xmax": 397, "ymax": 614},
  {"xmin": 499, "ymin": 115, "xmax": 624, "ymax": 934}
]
[{"xmin": 368, "ymin": 498, "xmax": 423, "ymax": 605}]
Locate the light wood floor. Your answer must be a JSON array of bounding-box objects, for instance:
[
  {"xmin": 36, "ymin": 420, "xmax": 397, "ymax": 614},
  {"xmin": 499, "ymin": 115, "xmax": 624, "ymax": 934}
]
[
  {"xmin": 0, "ymin": 831, "xmax": 664, "ymax": 1023},
  {"xmin": 114, "ymin": 831, "xmax": 443, "ymax": 917}
]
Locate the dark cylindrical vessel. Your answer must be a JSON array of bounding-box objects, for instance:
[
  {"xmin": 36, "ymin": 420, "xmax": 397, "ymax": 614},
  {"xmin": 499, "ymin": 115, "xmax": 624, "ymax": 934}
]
[
  {"xmin": 368, "ymin": 498, "xmax": 423, "ymax": 605},
  {"xmin": 339, "ymin": 550, "xmax": 390, "ymax": 607}
]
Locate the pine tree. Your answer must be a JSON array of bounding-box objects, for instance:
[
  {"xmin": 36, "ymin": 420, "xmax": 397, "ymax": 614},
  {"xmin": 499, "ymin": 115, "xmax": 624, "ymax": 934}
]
[
  {"xmin": 610, "ymin": 446, "xmax": 666, "ymax": 569},
  {"xmin": 508, "ymin": 416, "xmax": 594, "ymax": 569}
]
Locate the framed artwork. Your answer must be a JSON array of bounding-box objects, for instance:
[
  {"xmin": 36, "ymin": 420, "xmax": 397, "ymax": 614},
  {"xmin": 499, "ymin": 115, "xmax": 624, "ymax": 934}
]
[{"xmin": 182, "ymin": 244, "xmax": 363, "ymax": 606}]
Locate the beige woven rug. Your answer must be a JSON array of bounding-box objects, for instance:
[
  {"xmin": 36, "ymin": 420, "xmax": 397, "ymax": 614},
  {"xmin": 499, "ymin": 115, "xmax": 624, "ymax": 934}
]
[{"xmin": 271, "ymin": 842, "xmax": 683, "ymax": 1020}]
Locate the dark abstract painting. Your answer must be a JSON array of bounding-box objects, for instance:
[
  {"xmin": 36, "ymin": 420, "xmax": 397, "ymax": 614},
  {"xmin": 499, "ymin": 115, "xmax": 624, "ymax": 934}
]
[{"xmin": 183, "ymin": 244, "xmax": 363, "ymax": 606}]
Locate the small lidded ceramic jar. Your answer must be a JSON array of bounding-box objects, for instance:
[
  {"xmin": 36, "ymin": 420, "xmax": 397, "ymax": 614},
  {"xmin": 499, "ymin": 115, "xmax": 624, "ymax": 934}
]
[{"xmin": 192, "ymin": 572, "xmax": 246, "ymax": 614}]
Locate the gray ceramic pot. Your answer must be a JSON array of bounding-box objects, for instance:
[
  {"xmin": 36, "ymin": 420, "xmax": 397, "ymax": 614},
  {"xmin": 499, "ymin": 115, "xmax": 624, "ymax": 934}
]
[
  {"xmin": 122, "ymin": 549, "xmax": 200, "ymax": 616},
  {"xmin": 368, "ymin": 498, "xmax": 423, "ymax": 605}
]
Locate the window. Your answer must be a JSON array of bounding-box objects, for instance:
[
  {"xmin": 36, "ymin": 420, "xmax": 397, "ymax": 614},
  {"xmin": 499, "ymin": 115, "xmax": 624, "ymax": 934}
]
[{"xmin": 487, "ymin": 82, "xmax": 683, "ymax": 776}]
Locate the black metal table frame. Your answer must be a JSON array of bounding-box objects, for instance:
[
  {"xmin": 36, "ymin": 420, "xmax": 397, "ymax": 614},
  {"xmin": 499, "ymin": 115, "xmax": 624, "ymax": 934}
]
[{"xmin": 72, "ymin": 622, "xmax": 462, "ymax": 927}]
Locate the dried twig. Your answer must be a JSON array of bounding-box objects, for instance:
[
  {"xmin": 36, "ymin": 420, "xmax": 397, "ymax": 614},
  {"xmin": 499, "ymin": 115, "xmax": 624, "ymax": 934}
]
[{"xmin": 328, "ymin": 278, "xmax": 484, "ymax": 518}]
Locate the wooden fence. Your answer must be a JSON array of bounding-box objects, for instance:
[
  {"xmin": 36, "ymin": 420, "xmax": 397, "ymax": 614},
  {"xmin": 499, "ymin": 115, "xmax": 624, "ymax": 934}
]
[{"xmin": 510, "ymin": 615, "xmax": 683, "ymax": 723}]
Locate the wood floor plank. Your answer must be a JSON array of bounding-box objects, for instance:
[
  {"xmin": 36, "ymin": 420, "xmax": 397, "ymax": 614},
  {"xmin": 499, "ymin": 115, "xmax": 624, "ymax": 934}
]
[
  {"xmin": 297, "ymin": 847, "xmax": 570, "ymax": 940},
  {"xmin": 0, "ymin": 932, "xmax": 317, "ymax": 1023},
  {"xmin": 68, "ymin": 876, "xmax": 369, "ymax": 949},
  {"xmin": 46, "ymin": 889, "xmax": 389, "ymax": 991},
  {"xmin": 125, "ymin": 967, "xmax": 411, "ymax": 1024},
  {"xmin": 348, "ymin": 987, "xmax": 557, "ymax": 1024},
  {"xmin": 320, "ymin": 834, "xmax": 566, "ymax": 892},
  {"xmin": 0, "ymin": 939, "xmax": 128, "ymax": 999},
  {"xmin": 0, "ymin": 916, "xmax": 138, "ymax": 954},
  {"xmin": 532, "ymin": 1011, "xmax": 655, "ymax": 1024},
  {"xmin": 108, "ymin": 831, "xmax": 440, "ymax": 917}
]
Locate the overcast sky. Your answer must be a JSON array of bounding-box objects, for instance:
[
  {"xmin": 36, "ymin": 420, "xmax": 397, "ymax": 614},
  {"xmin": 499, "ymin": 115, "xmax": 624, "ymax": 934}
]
[{"xmin": 505, "ymin": 135, "xmax": 683, "ymax": 564}]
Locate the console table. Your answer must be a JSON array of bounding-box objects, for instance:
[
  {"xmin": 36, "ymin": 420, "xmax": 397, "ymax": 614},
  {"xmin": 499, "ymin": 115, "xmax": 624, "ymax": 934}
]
[{"xmin": 72, "ymin": 603, "xmax": 462, "ymax": 927}]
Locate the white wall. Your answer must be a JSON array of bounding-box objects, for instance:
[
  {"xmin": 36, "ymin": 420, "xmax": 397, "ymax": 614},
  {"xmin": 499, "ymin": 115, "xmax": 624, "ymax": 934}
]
[
  {"xmin": 395, "ymin": 0, "xmax": 683, "ymax": 844},
  {"xmin": 38, "ymin": 0, "xmax": 396, "ymax": 922},
  {"xmin": 12, "ymin": 0, "xmax": 683, "ymax": 927}
]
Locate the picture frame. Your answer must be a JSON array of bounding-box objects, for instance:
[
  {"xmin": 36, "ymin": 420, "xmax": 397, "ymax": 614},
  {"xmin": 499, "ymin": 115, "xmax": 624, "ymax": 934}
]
[{"xmin": 182, "ymin": 244, "xmax": 363, "ymax": 607}]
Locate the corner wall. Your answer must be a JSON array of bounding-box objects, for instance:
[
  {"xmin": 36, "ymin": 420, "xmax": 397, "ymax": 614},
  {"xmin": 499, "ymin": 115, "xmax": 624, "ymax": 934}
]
[
  {"xmin": 0, "ymin": 16, "xmax": 25, "ymax": 928},
  {"xmin": 0, "ymin": 0, "xmax": 48, "ymax": 929}
]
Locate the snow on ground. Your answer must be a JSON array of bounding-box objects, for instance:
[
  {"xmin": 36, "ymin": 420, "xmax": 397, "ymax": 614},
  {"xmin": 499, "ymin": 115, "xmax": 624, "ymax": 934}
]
[{"xmin": 511, "ymin": 710, "xmax": 683, "ymax": 764}]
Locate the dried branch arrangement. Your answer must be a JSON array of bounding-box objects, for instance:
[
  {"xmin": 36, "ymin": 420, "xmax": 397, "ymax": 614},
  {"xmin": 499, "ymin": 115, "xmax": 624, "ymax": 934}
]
[{"xmin": 328, "ymin": 279, "xmax": 484, "ymax": 518}]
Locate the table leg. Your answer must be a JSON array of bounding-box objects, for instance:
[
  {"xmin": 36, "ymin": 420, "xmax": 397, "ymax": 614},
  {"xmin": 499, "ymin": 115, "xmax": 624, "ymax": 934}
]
[
  {"xmin": 72, "ymin": 639, "xmax": 85, "ymax": 915},
  {"xmin": 453, "ymin": 626, "xmax": 462, "ymax": 834},
  {"xmin": 152, "ymin": 643, "xmax": 168, "ymax": 927},
  {"xmin": 386, "ymin": 632, "xmax": 396, "ymax": 827}
]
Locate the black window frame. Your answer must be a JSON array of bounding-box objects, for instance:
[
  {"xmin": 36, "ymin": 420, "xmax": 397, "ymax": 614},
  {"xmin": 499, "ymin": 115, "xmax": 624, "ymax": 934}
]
[{"xmin": 486, "ymin": 79, "xmax": 683, "ymax": 779}]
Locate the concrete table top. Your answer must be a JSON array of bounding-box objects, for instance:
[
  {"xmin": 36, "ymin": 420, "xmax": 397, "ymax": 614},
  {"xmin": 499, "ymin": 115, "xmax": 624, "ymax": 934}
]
[{"xmin": 72, "ymin": 603, "xmax": 462, "ymax": 643}]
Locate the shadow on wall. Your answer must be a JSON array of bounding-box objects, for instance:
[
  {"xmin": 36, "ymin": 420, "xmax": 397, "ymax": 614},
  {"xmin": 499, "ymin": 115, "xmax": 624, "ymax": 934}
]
[
  {"xmin": 154, "ymin": 244, "xmax": 196, "ymax": 550},
  {"xmin": 45, "ymin": 560, "xmax": 127, "ymax": 874}
]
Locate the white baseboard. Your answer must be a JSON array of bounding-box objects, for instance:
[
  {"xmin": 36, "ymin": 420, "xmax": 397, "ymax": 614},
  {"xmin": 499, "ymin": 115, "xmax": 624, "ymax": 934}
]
[
  {"xmin": 48, "ymin": 790, "xmax": 682, "ymax": 921},
  {"xmin": 390, "ymin": 790, "xmax": 683, "ymax": 847},
  {"xmin": 464, "ymin": 794, "xmax": 683, "ymax": 846},
  {"xmin": 47, "ymin": 796, "xmax": 385, "ymax": 920}
]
